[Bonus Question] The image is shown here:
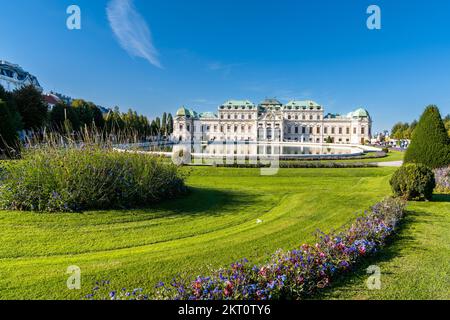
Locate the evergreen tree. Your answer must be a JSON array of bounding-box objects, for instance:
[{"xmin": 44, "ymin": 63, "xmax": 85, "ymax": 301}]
[
  {"xmin": 0, "ymin": 85, "xmax": 23, "ymax": 132},
  {"xmin": 49, "ymin": 102, "xmax": 80, "ymax": 132},
  {"xmin": 161, "ymin": 112, "xmax": 167, "ymax": 135},
  {"xmin": 13, "ymin": 85, "xmax": 47, "ymax": 130},
  {"xmin": 0, "ymin": 99, "xmax": 18, "ymax": 157},
  {"xmin": 167, "ymin": 113, "xmax": 174, "ymax": 135},
  {"xmin": 444, "ymin": 114, "xmax": 450, "ymax": 137},
  {"xmin": 404, "ymin": 105, "xmax": 450, "ymax": 168}
]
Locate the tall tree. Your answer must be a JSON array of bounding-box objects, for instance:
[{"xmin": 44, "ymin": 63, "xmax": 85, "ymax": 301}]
[
  {"xmin": 161, "ymin": 112, "xmax": 167, "ymax": 135},
  {"xmin": 49, "ymin": 102, "xmax": 80, "ymax": 132},
  {"xmin": 166, "ymin": 113, "xmax": 174, "ymax": 135},
  {"xmin": 444, "ymin": 114, "xmax": 450, "ymax": 137},
  {"xmin": 0, "ymin": 85, "xmax": 23, "ymax": 131},
  {"xmin": 155, "ymin": 117, "xmax": 161, "ymax": 136},
  {"xmin": 404, "ymin": 105, "xmax": 450, "ymax": 168},
  {"xmin": 0, "ymin": 100, "xmax": 18, "ymax": 157},
  {"xmin": 13, "ymin": 85, "xmax": 47, "ymax": 130}
]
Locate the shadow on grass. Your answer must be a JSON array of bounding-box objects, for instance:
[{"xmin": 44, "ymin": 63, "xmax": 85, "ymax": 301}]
[
  {"xmin": 432, "ymin": 194, "xmax": 450, "ymax": 202},
  {"xmin": 314, "ymin": 210, "xmax": 424, "ymax": 300},
  {"xmin": 124, "ymin": 187, "xmax": 261, "ymax": 218}
]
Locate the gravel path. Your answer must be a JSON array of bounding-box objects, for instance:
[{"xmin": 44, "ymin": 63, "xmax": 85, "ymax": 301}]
[{"xmin": 372, "ymin": 161, "xmax": 404, "ymax": 167}]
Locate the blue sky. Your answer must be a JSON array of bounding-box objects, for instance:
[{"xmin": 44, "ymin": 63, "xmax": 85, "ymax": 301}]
[{"xmin": 1, "ymin": 0, "xmax": 450, "ymax": 132}]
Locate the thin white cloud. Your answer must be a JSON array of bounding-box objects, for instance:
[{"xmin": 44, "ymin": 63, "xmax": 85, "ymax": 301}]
[
  {"xmin": 206, "ymin": 62, "xmax": 243, "ymax": 76},
  {"xmin": 106, "ymin": 0, "xmax": 162, "ymax": 68}
]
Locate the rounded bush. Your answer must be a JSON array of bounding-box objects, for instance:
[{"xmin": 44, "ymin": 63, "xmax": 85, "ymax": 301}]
[
  {"xmin": 390, "ymin": 163, "xmax": 436, "ymax": 201},
  {"xmin": 0, "ymin": 147, "xmax": 187, "ymax": 212}
]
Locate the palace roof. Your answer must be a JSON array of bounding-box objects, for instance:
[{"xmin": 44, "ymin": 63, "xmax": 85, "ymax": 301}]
[
  {"xmin": 199, "ymin": 112, "xmax": 218, "ymax": 119},
  {"xmin": 220, "ymin": 100, "xmax": 256, "ymax": 109},
  {"xmin": 284, "ymin": 100, "xmax": 322, "ymax": 110}
]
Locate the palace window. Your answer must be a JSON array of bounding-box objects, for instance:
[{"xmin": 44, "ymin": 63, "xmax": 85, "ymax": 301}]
[
  {"xmin": 302, "ymin": 115, "xmax": 306, "ymax": 120},
  {"xmin": 227, "ymin": 114, "xmax": 231, "ymax": 119},
  {"xmin": 234, "ymin": 114, "xmax": 238, "ymax": 119},
  {"xmin": 302, "ymin": 127, "xmax": 306, "ymax": 134},
  {"xmin": 353, "ymin": 127, "xmax": 357, "ymax": 134},
  {"xmin": 309, "ymin": 127, "xmax": 313, "ymax": 134},
  {"xmin": 331, "ymin": 127, "xmax": 335, "ymax": 134},
  {"xmin": 241, "ymin": 114, "xmax": 245, "ymax": 120},
  {"xmin": 310, "ymin": 115, "xmax": 313, "ymax": 120},
  {"xmin": 324, "ymin": 127, "xmax": 328, "ymax": 134},
  {"xmin": 361, "ymin": 127, "xmax": 365, "ymax": 134},
  {"xmin": 316, "ymin": 127, "xmax": 320, "ymax": 134},
  {"xmin": 295, "ymin": 126, "xmax": 299, "ymax": 134},
  {"xmin": 346, "ymin": 127, "xmax": 350, "ymax": 134},
  {"xmin": 339, "ymin": 127, "xmax": 342, "ymax": 134},
  {"xmin": 248, "ymin": 114, "xmax": 252, "ymax": 119}
]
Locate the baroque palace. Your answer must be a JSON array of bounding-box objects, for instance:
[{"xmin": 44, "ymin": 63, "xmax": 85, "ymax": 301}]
[{"xmin": 173, "ymin": 99, "xmax": 372, "ymax": 145}]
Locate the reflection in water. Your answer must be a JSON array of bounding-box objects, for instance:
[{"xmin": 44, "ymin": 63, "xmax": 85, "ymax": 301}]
[{"xmin": 142, "ymin": 142, "xmax": 361, "ymax": 157}]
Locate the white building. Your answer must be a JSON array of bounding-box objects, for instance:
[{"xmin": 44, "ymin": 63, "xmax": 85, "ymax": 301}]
[
  {"xmin": 173, "ymin": 99, "xmax": 372, "ymax": 145},
  {"xmin": 0, "ymin": 60, "xmax": 42, "ymax": 92}
]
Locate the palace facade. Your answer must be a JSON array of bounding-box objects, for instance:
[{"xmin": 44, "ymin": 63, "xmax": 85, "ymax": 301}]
[{"xmin": 173, "ymin": 99, "xmax": 372, "ymax": 145}]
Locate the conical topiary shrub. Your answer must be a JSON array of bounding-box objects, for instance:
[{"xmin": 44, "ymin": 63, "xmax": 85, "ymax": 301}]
[{"xmin": 404, "ymin": 105, "xmax": 450, "ymax": 169}]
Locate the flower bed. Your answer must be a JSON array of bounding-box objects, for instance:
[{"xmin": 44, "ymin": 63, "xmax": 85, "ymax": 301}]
[
  {"xmin": 86, "ymin": 197, "xmax": 405, "ymax": 300},
  {"xmin": 434, "ymin": 166, "xmax": 450, "ymax": 193}
]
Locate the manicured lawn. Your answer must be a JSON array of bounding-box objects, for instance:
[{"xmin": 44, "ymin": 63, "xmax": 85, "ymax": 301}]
[
  {"xmin": 332, "ymin": 149, "xmax": 404, "ymax": 163},
  {"xmin": 317, "ymin": 194, "xmax": 450, "ymax": 300},
  {"xmin": 0, "ymin": 167, "xmax": 395, "ymax": 299}
]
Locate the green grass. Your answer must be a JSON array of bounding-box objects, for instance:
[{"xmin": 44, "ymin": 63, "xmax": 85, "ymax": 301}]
[
  {"xmin": 331, "ymin": 150, "xmax": 404, "ymax": 163},
  {"xmin": 317, "ymin": 193, "xmax": 450, "ymax": 300},
  {"xmin": 0, "ymin": 167, "xmax": 395, "ymax": 299}
]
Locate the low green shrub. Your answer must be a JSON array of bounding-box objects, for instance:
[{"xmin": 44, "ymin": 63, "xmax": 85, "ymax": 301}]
[
  {"xmin": 0, "ymin": 147, "xmax": 186, "ymax": 212},
  {"xmin": 390, "ymin": 163, "xmax": 435, "ymax": 201}
]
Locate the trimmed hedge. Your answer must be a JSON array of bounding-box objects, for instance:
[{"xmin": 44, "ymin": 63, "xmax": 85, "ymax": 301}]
[
  {"xmin": 390, "ymin": 163, "xmax": 436, "ymax": 201},
  {"xmin": 404, "ymin": 105, "xmax": 450, "ymax": 169},
  {"xmin": 212, "ymin": 162, "xmax": 377, "ymax": 169}
]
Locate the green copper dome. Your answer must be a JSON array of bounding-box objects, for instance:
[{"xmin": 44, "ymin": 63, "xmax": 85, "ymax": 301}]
[
  {"xmin": 350, "ymin": 108, "xmax": 370, "ymax": 118},
  {"xmin": 176, "ymin": 106, "xmax": 190, "ymax": 117}
]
